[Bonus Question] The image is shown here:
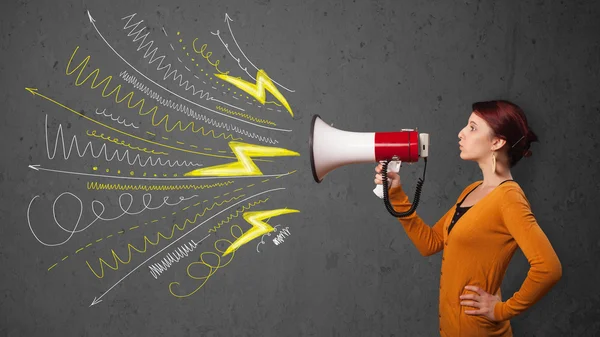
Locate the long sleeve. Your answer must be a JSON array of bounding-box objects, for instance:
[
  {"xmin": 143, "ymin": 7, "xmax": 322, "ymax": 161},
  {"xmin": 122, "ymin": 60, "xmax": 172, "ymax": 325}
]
[
  {"xmin": 493, "ymin": 189, "xmax": 563, "ymax": 321},
  {"xmin": 388, "ymin": 185, "xmax": 453, "ymax": 256}
]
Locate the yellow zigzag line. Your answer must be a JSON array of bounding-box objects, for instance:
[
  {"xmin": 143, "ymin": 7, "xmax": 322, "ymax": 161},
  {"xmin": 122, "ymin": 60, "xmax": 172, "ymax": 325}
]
[
  {"xmin": 65, "ymin": 46, "xmax": 241, "ymax": 140},
  {"xmin": 86, "ymin": 130, "xmax": 168, "ymax": 155},
  {"xmin": 86, "ymin": 194, "xmax": 245, "ymax": 279},
  {"xmin": 215, "ymin": 105, "xmax": 277, "ymax": 126},
  {"xmin": 207, "ymin": 198, "xmax": 269, "ymax": 233},
  {"xmin": 86, "ymin": 181, "xmax": 234, "ymax": 191}
]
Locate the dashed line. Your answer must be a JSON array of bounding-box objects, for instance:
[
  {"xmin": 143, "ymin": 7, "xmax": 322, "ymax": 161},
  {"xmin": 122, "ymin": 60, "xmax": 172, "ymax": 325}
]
[
  {"xmin": 62, "ymin": 256, "xmax": 69, "ymax": 261},
  {"xmin": 76, "ymin": 248, "xmax": 84, "ymax": 254},
  {"xmin": 130, "ymin": 225, "xmax": 139, "ymax": 230}
]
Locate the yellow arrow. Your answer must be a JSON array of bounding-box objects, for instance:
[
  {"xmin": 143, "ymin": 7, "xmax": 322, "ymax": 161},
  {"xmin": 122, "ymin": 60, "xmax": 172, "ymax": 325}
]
[
  {"xmin": 222, "ymin": 208, "xmax": 299, "ymax": 256},
  {"xmin": 25, "ymin": 87, "xmax": 238, "ymax": 159}
]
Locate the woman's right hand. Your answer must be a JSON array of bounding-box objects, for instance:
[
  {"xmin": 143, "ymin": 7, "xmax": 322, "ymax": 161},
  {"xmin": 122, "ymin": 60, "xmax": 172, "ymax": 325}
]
[{"xmin": 374, "ymin": 162, "xmax": 401, "ymax": 189}]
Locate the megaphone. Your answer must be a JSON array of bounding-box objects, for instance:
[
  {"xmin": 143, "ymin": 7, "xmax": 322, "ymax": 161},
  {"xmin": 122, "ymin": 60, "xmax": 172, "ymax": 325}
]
[{"xmin": 309, "ymin": 114, "xmax": 430, "ymax": 217}]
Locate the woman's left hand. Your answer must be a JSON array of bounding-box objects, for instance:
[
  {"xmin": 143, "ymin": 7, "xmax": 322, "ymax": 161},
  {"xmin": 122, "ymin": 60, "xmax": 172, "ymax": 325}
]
[{"xmin": 460, "ymin": 285, "xmax": 501, "ymax": 322}]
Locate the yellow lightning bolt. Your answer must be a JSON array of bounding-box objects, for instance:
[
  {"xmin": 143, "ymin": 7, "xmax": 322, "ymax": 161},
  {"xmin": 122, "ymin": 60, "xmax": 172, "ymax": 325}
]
[
  {"xmin": 183, "ymin": 141, "xmax": 299, "ymax": 177},
  {"xmin": 215, "ymin": 70, "xmax": 294, "ymax": 117},
  {"xmin": 223, "ymin": 209, "xmax": 299, "ymax": 256}
]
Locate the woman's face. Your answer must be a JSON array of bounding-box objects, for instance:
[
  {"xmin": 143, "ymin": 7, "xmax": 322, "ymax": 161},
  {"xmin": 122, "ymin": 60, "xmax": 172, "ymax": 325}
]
[{"xmin": 458, "ymin": 112, "xmax": 495, "ymax": 162}]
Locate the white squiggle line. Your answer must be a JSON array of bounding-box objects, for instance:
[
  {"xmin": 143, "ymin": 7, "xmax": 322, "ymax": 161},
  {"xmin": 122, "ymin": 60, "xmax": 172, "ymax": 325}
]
[
  {"xmin": 85, "ymin": 11, "xmax": 289, "ymax": 132},
  {"xmin": 27, "ymin": 192, "xmax": 197, "ymax": 246},
  {"xmin": 224, "ymin": 13, "xmax": 295, "ymax": 93},
  {"xmin": 90, "ymin": 187, "xmax": 284, "ymax": 306},
  {"xmin": 95, "ymin": 108, "xmax": 139, "ymax": 129},
  {"xmin": 119, "ymin": 71, "xmax": 280, "ymax": 144},
  {"xmin": 210, "ymin": 29, "xmax": 283, "ymax": 114},
  {"xmin": 148, "ymin": 238, "xmax": 202, "ymax": 279},
  {"xmin": 256, "ymin": 224, "xmax": 281, "ymax": 253},
  {"xmin": 45, "ymin": 115, "xmax": 203, "ymax": 168}
]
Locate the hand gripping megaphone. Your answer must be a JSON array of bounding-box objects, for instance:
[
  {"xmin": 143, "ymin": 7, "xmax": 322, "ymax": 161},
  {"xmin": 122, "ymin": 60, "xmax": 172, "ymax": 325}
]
[{"xmin": 309, "ymin": 115, "xmax": 430, "ymax": 218}]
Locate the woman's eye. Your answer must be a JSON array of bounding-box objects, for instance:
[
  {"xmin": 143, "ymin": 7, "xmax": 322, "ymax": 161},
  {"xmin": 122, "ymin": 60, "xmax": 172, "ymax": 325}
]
[{"xmin": 470, "ymin": 126, "xmax": 475, "ymax": 131}]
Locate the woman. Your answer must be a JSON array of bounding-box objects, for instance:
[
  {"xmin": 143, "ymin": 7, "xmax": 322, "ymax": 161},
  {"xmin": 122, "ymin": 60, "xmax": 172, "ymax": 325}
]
[{"xmin": 374, "ymin": 100, "xmax": 562, "ymax": 336}]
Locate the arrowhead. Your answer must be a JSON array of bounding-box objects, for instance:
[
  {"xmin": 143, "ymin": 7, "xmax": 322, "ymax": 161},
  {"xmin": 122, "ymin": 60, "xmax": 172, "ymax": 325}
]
[
  {"xmin": 90, "ymin": 297, "xmax": 103, "ymax": 306},
  {"xmin": 87, "ymin": 10, "xmax": 95, "ymax": 23},
  {"xmin": 25, "ymin": 87, "xmax": 38, "ymax": 95},
  {"xmin": 28, "ymin": 165, "xmax": 40, "ymax": 171},
  {"xmin": 224, "ymin": 13, "xmax": 233, "ymax": 23}
]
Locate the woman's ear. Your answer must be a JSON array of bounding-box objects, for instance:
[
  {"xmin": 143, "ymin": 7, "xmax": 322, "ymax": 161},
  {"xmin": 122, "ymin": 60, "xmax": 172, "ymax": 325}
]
[{"xmin": 491, "ymin": 137, "xmax": 507, "ymax": 151}]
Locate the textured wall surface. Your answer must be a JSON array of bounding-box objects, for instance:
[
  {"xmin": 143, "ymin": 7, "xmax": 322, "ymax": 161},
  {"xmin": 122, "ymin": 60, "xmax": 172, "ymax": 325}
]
[{"xmin": 1, "ymin": 0, "xmax": 599, "ymax": 336}]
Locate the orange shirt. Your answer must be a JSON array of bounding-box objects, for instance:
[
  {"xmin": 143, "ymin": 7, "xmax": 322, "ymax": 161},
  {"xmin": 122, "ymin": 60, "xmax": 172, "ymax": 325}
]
[{"xmin": 389, "ymin": 180, "xmax": 562, "ymax": 336}]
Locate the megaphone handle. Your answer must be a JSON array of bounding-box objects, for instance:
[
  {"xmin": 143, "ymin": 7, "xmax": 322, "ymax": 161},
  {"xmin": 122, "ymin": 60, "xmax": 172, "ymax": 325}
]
[
  {"xmin": 373, "ymin": 160, "xmax": 402, "ymax": 199},
  {"xmin": 382, "ymin": 158, "xmax": 427, "ymax": 218}
]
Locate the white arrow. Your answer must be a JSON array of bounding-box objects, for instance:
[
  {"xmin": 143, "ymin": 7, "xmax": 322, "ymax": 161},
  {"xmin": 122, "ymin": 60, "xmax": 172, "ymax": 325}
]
[
  {"xmin": 27, "ymin": 164, "xmax": 294, "ymax": 181},
  {"xmin": 224, "ymin": 13, "xmax": 295, "ymax": 93},
  {"xmin": 89, "ymin": 187, "xmax": 284, "ymax": 306},
  {"xmin": 86, "ymin": 10, "xmax": 292, "ymax": 133}
]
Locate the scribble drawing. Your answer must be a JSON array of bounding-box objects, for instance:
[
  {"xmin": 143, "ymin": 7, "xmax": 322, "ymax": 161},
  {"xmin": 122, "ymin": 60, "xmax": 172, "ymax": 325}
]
[
  {"xmin": 120, "ymin": 71, "xmax": 282, "ymax": 144},
  {"xmin": 207, "ymin": 198, "xmax": 269, "ymax": 233},
  {"xmin": 64, "ymin": 46, "xmax": 241, "ymax": 140},
  {"xmin": 168, "ymin": 225, "xmax": 242, "ymax": 298},
  {"xmin": 31, "ymin": 88, "xmax": 238, "ymax": 158},
  {"xmin": 86, "ymin": 195, "xmax": 245, "ymax": 278},
  {"xmin": 95, "ymin": 108, "xmax": 139, "ymax": 129}
]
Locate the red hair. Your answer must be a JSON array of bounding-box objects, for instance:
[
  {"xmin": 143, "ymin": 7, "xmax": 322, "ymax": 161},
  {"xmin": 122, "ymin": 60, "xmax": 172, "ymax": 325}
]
[{"xmin": 472, "ymin": 100, "xmax": 539, "ymax": 167}]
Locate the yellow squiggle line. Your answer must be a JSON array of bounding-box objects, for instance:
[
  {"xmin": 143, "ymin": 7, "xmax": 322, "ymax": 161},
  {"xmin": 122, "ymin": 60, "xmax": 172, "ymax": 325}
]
[
  {"xmin": 86, "ymin": 130, "xmax": 168, "ymax": 155},
  {"xmin": 65, "ymin": 46, "xmax": 241, "ymax": 140},
  {"xmin": 86, "ymin": 181, "xmax": 234, "ymax": 191},
  {"xmin": 86, "ymin": 195, "xmax": 245, "ymax": 278},
  {"xmin": 191, "ymin": 38, "xmax": 230, "ymax": 75},
  {"xmin": 169, "ymin": 224, "xmax": 242, "ymax": 298},
  {"xmin": 207, "ymin": 198, "xmax": 269, "ymax": 233},
  {"xmin": 215, "ymin": 105, "xmax": 277, "ymax": 126}
]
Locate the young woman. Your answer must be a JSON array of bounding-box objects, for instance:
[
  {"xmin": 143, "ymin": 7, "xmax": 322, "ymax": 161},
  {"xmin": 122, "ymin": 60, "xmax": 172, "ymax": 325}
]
[{"xmin": 374, "ymin": 100, "xmax": 562, "ymax": 336}]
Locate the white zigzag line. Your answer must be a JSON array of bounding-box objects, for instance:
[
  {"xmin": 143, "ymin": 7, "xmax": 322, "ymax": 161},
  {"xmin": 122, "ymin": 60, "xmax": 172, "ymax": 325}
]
[
  {"xmin": 45, "ymin": 115, "xmax": 203, "ymax": 168},
  {"xmin": 122, "ymin": 13, "xmax": 211, "ymax": 98},
  {"xmin": 119, "ymin": 70, "xmax": 279, "ymax": 145}
]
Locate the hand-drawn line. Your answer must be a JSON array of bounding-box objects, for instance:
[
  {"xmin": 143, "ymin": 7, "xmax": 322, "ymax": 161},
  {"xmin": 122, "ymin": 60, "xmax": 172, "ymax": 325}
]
[
  {"xmin": 90, "ymin": 165, "xmax": 183, "ymax": 178},
  {"xmin": 191, "ymin": 39, "xmax": 230, "ymax": 75},
  {"xmin": 95, "ymin": 108, "xmax": 139, "ymax": 129},
  {"xmin": 256, "ymin": 224, "xmax": 281, "ymax": 253},
  {"xmin": 163, "ymin": 28, "xmax": 244, "ymax": 112},
  {"xmin": 28, "ymin": 191, "xmax": 197, "ymax": 248},
  {"xmin": 86, "ymin": 130, "xmax": 168, "ymax": 155},
  {"xmin": 169, "ymin": 225, "xmax": 241, "ymax": 298},
  {"xmin": 44, "ymin": 116, "xmax": 202, "ymax": 168},
  {"xmin": 148, "ymin": 238, "xmax": 202, "ymax": 279},
  {"xmin": 215, "ymin": 105, "xmax": 276, "ymax": 126},
  {"xmin": 29, "ymin": 164, "xmax": 294, "ymax": 181},
  {"xmin": 214, "ymin": 13, "xmax": 295, "ymax": 94},
  {"xmin": 88, "ymin": 11, "xmax": 290, "ymax": 133},
  {"xmin": 272, "ymin": 226, "xmax": 291, "ymax": 245},
  {"xmin": 119, "ymin": 71, "xmax": 280, "ymax": 144},
  {"xmin": 64, "ymin": 48, "xmax": 243, "ymax": 141},
  {"xmin": 86, "ymin": 181, "xmax": 234, "ymax": 191},
  {"xmin": 49, "ymin": 187, "xmax": 248, "ymax": 272},
  {"xmin": 31, "ymin": 88, "xmax": 241, "ymax": 159},
  {"xmin": 86, "ymin": 195, "xmax": 245, "ymax": 279},
  {"xmin": 89, "ymin": 188, "xmax": 284, "ymax": 306},
  {"xmin": 207, "ymin": 198, "xmax": 269, "ymax": 233}
]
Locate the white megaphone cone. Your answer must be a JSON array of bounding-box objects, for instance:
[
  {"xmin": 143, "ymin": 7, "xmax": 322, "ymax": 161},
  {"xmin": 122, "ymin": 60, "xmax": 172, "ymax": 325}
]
[{"xmin": 309, "ymin": 114, "xmax": 429, "ymax": 183}]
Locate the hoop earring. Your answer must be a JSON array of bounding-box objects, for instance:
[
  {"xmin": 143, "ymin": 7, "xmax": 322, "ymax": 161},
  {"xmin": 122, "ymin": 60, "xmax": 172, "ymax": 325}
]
[{"xmin": 491, "ymin": 151, "xmax": 497, "ymax": 174}]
